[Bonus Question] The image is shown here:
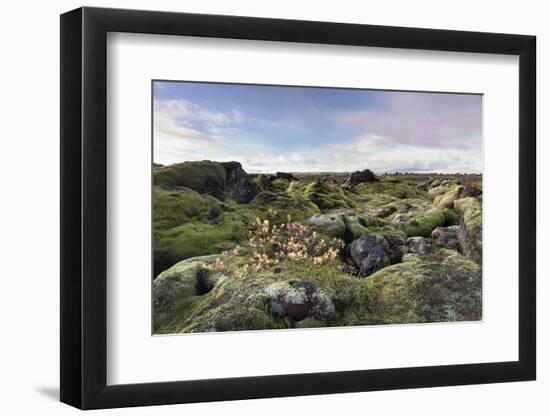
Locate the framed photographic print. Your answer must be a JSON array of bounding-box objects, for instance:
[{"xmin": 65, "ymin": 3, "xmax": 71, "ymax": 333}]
[{"xmin": 60, "ymin": 7, "xmax": 536, "ymax": 409}]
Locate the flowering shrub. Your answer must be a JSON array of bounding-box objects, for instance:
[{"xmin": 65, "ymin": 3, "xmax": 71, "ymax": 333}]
[
  {"xmin": 206, "ymin": 257, "xmax": 226, "ymax": 272},
  {"xmin": 206, "ymin": 246, "xmax": 240, "ymax": 272},
  {"xmin": 243, "ymin": 209, "xmax": 344, "ymax": 275}
]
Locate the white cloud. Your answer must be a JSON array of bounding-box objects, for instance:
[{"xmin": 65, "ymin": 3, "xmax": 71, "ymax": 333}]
[
  {"xmin": 154, "ymin": 110, "xmax": 209, "ymax": 141},
  {"xmin": 154, "ymin": 99, "xmax": 245, "ymax": 130},
  {"xmin": 153, "ymin": 94, "xmax": 482, "ymax": 174},
  {"xmin": 228, "ymin": 133, "xmax": 482, "ymax": 174}
]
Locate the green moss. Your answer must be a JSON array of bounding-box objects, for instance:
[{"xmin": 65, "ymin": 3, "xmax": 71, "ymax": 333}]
[
  {"xmin": 155, "ymin": 257, "xmax": 287, "ymax": 333},
  {"xmin": 153, "ymin": 160, "xmax": 226, "ymax": 194},
  {"xmin": 250, "ymin": 191, "xmax": 320, "ymax": 222},
  {"xmin": 305, "ymin": 214, "xmax": 346, "ymax": 239},
  {"xmin": 433, "ymin": 186, "xmax": 462, "ymax": 209},
  {"xmin": 153, "ymin": 186, "xmax": 223, "ymax": 231},
  {"xmin": 366, "ymin": 249, "xmax": 482, "ymax": 324},
  {"xmin": 427, "ymin": 181, "xmax": 454, "ymax": 200},
  {"xmin": 154, "ymin": 247, "xmax": 482, "ymax": 333},
  {"xmin": 254, "ymin": 176, "xmax": 291, "ymax": 193},
  {"xmin": 295, "ymin": 318, "xmax": 329, "ymax": 328},
  {"xmin": 454, "ymin": 197, "xmax": 483, "ymax": 264},
  {"xmin": 270, "ymin": 178, "xmax": 290, "ymax": 192},
  {"xmin": 354, "ymin": 181, "xmax": 423, "ymax": 199},
  {"xmin": 254, "ymin": 174, "xmax": 271, "ymax": 190},
  {"xmin": 343, "ymin": 215, "xmax": 370, "ymax": 241},
  {"xmin": 303, "ymin": 181, "xmax": 358, "ymax": 210},
  {"xmin": 154, "ymin": 220, "xmax": 247, "ymax": 276},
  {"xmin": 287, "ymin": 180, "xmax": 306, "ymax": 194},
  {"xmin": 153, "ymin": 255, "xmax": 222, "ymax": 332},
  {"xmin": 377, "ymin": 226, "xmax": 408, "ymax": 242},
  {"xmin": 281, "ymin": 262, "xmax": 376, "ymax": 324},
  {"xmin": 342, "ymin": 213, "xmax": 387, "ymax": 241},
  {"xmin": 442, "ymin": 208, "xmax": 460, "ymax": 226},
  {"xmin": 152, "ymin": 171, "xmax": 483, "ymax": 333},
  {"xmin": 392, "ymin": 208, "xmax": 446, "ymax": 238}
]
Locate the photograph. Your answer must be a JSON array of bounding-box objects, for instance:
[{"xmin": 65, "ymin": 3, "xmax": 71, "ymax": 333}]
[{"xmin": 152, "ymin": 81, "xmax": 483, "ymax": 334}]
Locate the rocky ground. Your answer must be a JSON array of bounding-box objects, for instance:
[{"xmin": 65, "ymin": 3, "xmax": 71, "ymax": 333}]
[{"xmin": 153, "ymin": 161, "xmax": 482, "ymax": 334}]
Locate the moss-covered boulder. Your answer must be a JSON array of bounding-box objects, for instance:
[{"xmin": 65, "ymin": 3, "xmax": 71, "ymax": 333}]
[
  {"xmin": 427, "ymin": 180, "xmax": 454, "ymax": 200},
  {"xmin": 433, "ymin": 185, "xmax": 464, "ymax": 209},
  {"xmin": 153, "ymin": 255, "xmax": 222, "ymax": 312},
  {"xmin": 341, "ymin": 213, "xmax": 387, "ymax": 241},
  {"xmin": 153, "ymin": 186, "xmax": 223, "ymax": 230},
  {"xmin": 154, "ymin": 219, "xmax": 248, "ymax": 276},
  {"xmin": 154, "ymin": 160, "xmax": 226, "ymax": 193},
  {"xmin": 434, "ymin": 185, "xmax": 483, "ymax": 210},
  {"xmin": 366, "ymin": 249, "xmax": 482, "ymax": 323},
  {"xmin": 305, "ymin": 214, "xmax": 346, "ymax": 239},
  {"xmin": 454, "ymin": 197, "xmax": 483, "ymax": 264},
  {"xmin": 391, "ymin": 207, "xmax": 446, "ymax": 238},
  {"xmin": 263, "ymin": 279, "xmax": 335, "ymax": 322},
  {"xmin": 154, "ymin": 160, "xmax": 259, "ymax": 203}
]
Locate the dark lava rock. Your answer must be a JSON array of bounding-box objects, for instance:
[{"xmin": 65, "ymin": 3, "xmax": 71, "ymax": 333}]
[
  {"xmin": 431, "ymin": 226, "xmax": 460, "ymax": 251},
  {"xmin": 347, "ymin": 169, "xmax": 378, "ymax": 186},
  {"xmin": 154, "ymin": 160, "xmax": 259, "ymax": 203},
  {"xmin": 275, "ymin": 172, "xmax": 296, "ymax": 181},
  {"xmin": 222, "ymin": 161, "xmax": 259, "ymax": 204},
  {"xmin": 458, "ymin": 185, "xmax": 482, "ymax": 198},
  {"xmin": 376, "ymin": 206, "xmax": 397, "ymax": 218},
  {"xmin": 350, "ymin": 235, "xmax": 392, "ymax": 277},
  {"xmin": 406, "ymin": 236, "xmax": 434, "ymax": 256},
  {"xmin": 264, "ymin": 280, "xmax": 335, "ymax": 322},
  {"xmin": 384, "ymin": 233, "xmax": 408, "ymax": 264}
]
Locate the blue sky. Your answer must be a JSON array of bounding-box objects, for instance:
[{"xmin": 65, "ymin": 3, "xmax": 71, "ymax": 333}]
[{"xmin": 153, "ymin": 81, "xmax": 482, "ymax": 173}]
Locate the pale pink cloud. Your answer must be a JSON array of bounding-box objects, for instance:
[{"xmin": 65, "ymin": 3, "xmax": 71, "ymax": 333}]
[{"xmin": 334, "ymin": 92, "xmax": 482, "ymax": 150}]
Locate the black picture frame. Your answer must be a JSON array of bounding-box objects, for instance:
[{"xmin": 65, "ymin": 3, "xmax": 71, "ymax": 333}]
[{"xmin": 60, "ymin": 6, "xmax": 536, "ymax": 410}]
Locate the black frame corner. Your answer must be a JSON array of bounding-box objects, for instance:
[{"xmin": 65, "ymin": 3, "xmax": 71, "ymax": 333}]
[{"xmin": 60, "ymin": 6, "xmax": 536, "ymax": 409}]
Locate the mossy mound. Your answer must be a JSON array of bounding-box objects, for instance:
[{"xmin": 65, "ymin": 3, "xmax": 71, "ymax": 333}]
[
  {"xmin": 366, "ymin": 249, "xmax": 482, "ymax": 323},
  {"xmin": 249, "ymin": 191, "xmax": 320, "ymax": 223},
  {"xmin": 454, "ymin": 197, "xmax": 483, "ymax": 264},
  {"xmin": 270, "ymin": 178, "xmax": 291, "ymax": 193},
  {"xmin": 427, "ymin": 180, "xmax": 454, "ymax": 200},
  {"xmin": 305, "ymin": 213, "xmax": 347, "ymax": 239},
  {"xmin": 153, "ymin": 186, "xmax": 223, "ymax": 231},
  {"xmin": 153, "ymin": 257, "xmax": 376, "ymax": 333},
  {"xmin": 390, "ymin": 207, "xmax": 446, "ymax": 238},
  {"xmin": 354, "ymin": 181, "xmax": 424, "ymax": 199},
  {"xmin": 433, "ymin": 185, "xmax": 463, "ymax": 209},
  {"xmin": 342, "ymin": 213, "xmax": 388, "ymax": 241},
  {"xmin": 154, "ymin": 220, "xmax": 248, "ymax": 276},
  {"xmin": 154, "ymin": 255, "xmax": 221, "ymax": 312},
  {"xmin": 154, "ymin": 160, "xmax": 259, "ymax": 203},
  {"xmin": 303, "ymin": 180, "xmax": 358, "ymax": 210},
  {"xmin": 304, "ymin": 211, "xmax": 393, "ymax": 243},
  {"xmin": 153, "ymin": 248, "xmax": 481, "ymax": 333},
  {"xmin": 154, "ymin": 160, "xmax": 226, "ymax": 193}
]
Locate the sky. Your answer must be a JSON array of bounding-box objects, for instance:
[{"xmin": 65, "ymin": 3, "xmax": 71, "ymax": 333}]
[{"xmin": 153, "ymin": 81, "xmax": 482, "ymax": 174}]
